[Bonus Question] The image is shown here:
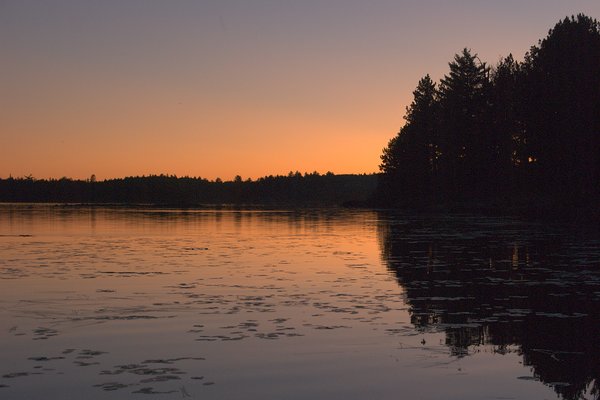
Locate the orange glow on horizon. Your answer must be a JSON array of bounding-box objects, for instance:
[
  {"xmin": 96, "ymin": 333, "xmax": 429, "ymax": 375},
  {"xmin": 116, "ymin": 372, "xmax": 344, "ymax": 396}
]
[{"xmin": 2, "ymin": 2, "xmax": 599, "ymax": 180}]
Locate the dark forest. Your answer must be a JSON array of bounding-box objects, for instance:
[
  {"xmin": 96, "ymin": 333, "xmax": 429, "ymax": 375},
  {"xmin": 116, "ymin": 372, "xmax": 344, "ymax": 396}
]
[
  {"xmin": 0, "ymin": 172, "xmax": 377, "ymax": 207},
  {"xmin": 378, "ymin": 14, "xmax": 600, "ymax": 219}
]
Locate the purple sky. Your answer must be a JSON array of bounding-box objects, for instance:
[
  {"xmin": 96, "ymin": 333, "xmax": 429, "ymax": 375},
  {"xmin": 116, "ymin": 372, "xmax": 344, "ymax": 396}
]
[{"xmin": 2, "ymin": 1, "xmax": 600, "ymax": 180}]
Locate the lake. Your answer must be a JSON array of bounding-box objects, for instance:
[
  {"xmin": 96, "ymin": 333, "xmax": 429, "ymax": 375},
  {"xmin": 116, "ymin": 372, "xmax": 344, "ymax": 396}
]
[{"xmin": 0, "ymin": 204, "xmax": 598, "ymax": 399}]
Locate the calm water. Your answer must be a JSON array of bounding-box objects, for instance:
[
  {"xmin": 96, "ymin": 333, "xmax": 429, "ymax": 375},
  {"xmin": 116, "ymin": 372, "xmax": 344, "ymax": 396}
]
[{"xmin": 0, "ymin": 205, "xmax": 599, "ymax": 400}]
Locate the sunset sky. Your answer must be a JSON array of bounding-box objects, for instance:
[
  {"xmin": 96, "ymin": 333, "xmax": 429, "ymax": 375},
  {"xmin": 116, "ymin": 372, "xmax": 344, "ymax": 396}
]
[{"xmin": 2, "ymin": 1, "xmax": 600, "ymax": 181}]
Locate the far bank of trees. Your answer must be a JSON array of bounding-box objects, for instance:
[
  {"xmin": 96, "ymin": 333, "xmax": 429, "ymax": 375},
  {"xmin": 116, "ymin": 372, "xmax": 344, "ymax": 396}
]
[
  {"xmin": 0, "ymin": 172, "xmax": 377, "ymax": 207},
  {"xmin": 379, "ymin": 14, "xmax": 600, "ymax": 215}
]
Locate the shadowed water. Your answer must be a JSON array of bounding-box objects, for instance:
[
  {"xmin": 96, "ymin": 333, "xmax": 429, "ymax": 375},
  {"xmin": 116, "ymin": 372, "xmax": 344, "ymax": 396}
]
[{"xmin": 0, "ymin": 205, "xmax": 598, "ymax": 399}]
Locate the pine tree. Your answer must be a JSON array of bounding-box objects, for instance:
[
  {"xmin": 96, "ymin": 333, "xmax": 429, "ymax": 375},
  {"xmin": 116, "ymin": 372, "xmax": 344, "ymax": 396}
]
[
  {"xmin": 489, "ymin": 54, "xmax": 524, "ymax": 192},
  {"xmin": 380, "ymin": 75, "xmax": 439, "ymax": 204},
  {"xmin": 438, "ymin": 48, "xmax": 491, "ymax": 198},
  {"xmin": 523, "ymin": 14, "xmax": 600, "ymax": 205}
]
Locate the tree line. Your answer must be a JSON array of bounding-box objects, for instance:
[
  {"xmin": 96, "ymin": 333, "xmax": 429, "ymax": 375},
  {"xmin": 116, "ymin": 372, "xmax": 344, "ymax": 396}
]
[
  {"xmin": 0, "ymin": 172, "xmax": 377, "ymax": 207},
  {"xmin": 378, "ymin": 14, "xmax": 600, "ymax": 217}
]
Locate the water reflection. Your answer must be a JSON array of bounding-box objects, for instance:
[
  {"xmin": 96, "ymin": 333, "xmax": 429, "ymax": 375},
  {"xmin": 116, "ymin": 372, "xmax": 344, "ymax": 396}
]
[
  {"xmin": 1, "ymin": 205, "xmax": 400, "ymax": 400},
  {"xmin": 2, "ymin": 204, "xmax": 598, "ymax": 399},
  {"xmin": 378, "ymin": 212, "xmax": 600, "ymax": 400},
  {"xmin": 0, "ymin": 204, "xmax": 378, "ymax": 236}
]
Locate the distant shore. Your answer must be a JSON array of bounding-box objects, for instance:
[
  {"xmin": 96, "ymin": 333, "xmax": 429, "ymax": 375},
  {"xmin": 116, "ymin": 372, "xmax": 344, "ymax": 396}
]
[{"xmin": 0, "ymin": 173, "xmax": 378, "ymax": 207}]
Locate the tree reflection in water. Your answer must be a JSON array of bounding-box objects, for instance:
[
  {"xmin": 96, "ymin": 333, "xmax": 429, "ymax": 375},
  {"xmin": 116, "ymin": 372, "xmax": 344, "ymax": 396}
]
[{"xmin": 378, "ymin": 212, "xmax": 600, "ymax": 400}]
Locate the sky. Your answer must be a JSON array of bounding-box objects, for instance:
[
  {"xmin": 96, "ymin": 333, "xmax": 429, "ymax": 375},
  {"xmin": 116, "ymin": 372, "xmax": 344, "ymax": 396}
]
[{"xmin": 2, "ymin": 1, "xmax": 600, "ymax": 181}]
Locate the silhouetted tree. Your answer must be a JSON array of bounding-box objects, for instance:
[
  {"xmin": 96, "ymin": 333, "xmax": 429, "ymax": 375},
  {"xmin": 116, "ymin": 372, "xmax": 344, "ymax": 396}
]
[
  {"xmin": 437, "ymin": 48, "xmax": 491, "ymax": 199},
  {"xmin": 380, "ymin": 75, "xmax": 439, "ymax": 204},
  {"xmin": 378, "ymin": 14, "xmax": 600, "ymax": 218},
  {"xmin": 521, "ymin": 14, "xmax": 600, "ymax": 207},
  {"xmin": 489, "ymin": 54, "xmax": 525, "ymax": 192}
]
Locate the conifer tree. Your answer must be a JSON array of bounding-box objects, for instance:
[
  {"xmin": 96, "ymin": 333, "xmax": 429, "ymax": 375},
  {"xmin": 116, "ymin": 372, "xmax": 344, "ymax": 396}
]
[
  {"xmin": 438, "ymin": 48, "xmax": 490, "ymax": 198},
  {"xmin": 380, "ymin": 75, "xmax": 438, "ymax": 203}
]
